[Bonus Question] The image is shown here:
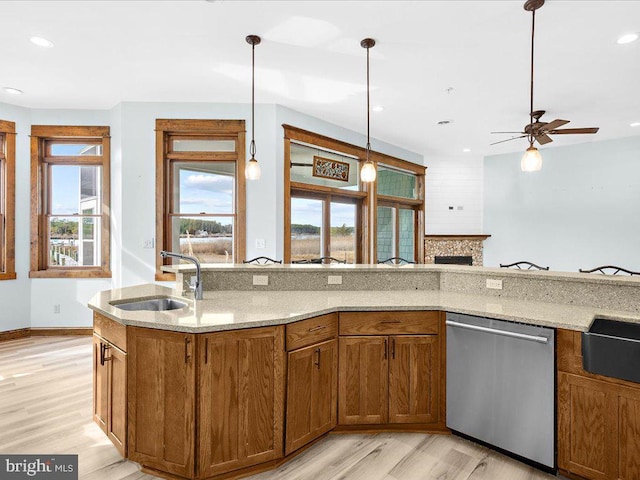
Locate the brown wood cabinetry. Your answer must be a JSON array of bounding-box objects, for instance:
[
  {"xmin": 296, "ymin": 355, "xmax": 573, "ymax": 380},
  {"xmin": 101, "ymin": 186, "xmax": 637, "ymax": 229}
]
[
  {"xmin": 92, "ymin": 314, "xmax": 127, "ymax": 457},
  {"xmin": 557, "ymin": 329, "xmax": 640, "ymax": 480},
  {"xmin": 127, "ymin": 326, "xmax": 196, "ymax": 479},
  {"xmin": 285, "ymin": 338, "xmax": 337, "ymax": 454},
  {"xmin": 338, "ymin": 312, "xmax": 443, "ymax": 428},
  {"xmin": 198, "ymin": 326, "xmax": 285, "ymax": 477}
]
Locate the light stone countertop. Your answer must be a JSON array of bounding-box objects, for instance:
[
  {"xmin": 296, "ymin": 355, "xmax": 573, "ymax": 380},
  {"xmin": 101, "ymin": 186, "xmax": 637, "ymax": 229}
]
[{"xmin": 88, "ymin": 283, "xmax": 640, "ymax": 334}]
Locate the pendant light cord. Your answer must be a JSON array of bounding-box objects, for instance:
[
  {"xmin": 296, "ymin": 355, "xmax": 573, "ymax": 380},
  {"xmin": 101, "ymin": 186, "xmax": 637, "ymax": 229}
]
[
  {"xmin": 366, "ymin": 44, "xmax": 371, "ymax": 161},
  {"xmin": 529, "ymin": 9, "xmax": 536, "ymax": 147},
  {"xmin": 250, "ymin": 41, "xmax": 256, "ymax": 159}
]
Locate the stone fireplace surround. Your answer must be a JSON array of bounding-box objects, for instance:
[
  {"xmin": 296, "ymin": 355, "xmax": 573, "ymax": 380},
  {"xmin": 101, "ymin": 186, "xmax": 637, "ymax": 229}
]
[{"xmin": 424, "ymin": 235, "xmax": 491, "ymax": 266}]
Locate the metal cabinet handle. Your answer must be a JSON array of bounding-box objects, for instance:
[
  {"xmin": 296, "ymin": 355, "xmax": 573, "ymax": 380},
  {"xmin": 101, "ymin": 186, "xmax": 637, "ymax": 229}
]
[
  {"xmin": 102, "ymin": 344, "xmax": 112, "ymax": 362},
  {"xmin": 184, "ymin": 338, "xmax": 191, "ymax": 363},
  {"xmin": 99, "ymin": 342, "xmax": 105, "ymax": 366},
  {"xmin": 391, "ymin": 338, "xmax": 396, "ymax": 359},
  {"xmin": 314, "ymin": 348, "xmax": 321, "ymax": 369},
  {"xmin": 446, "ymin": 320, "xmax": 549, "ymax": 344},
  {"xmin": 384, "ymin": 339, "xmax": 388, "ymax": 359},
  {"xmin": 308, "ymin": 325, "xmax": 327, "ymax": 333},
  {"xmin": 204, "ymin": 338, "xmax": 208, "ymax": 364}
]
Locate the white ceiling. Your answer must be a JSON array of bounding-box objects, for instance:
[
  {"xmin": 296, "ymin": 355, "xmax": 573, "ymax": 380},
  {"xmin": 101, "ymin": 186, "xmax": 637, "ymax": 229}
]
[{"xmin": 1, "ymin": 0, "xmax": 639, "ymax": 159}]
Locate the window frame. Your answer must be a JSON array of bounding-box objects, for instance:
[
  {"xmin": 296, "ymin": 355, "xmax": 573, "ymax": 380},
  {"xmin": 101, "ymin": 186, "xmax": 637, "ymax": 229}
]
[
  {"xmin": 0, "ymin": 120, "xmax": 16, "ymax": 280},
  {"xmin": 155, "ymin": 119, "xmax": 246, "ymax": 280},
  {"xmin": 283, "ymin": 124, "xmax": 425, "ymax": 264},
  {"xmin": 30, "ymin": 125, "xmax": 111, "ymax": 278}
]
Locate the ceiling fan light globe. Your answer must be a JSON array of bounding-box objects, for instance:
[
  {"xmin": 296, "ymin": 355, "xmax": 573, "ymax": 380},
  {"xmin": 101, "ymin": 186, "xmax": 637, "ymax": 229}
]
[
  {"xmin": 245, "ymin": 158, "xmax": 261, "ymax": 180},
  {"xmin": 521, "ymin": 146, "xmax": 542, "ymax": 172},
  {"xmin": 360, "ymin": 161, "xmax": 377, "ymax": 182}
]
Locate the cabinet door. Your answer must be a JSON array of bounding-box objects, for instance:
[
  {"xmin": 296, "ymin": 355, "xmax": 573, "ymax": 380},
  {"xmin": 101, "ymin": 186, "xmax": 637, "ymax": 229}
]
[
  {"xmin": 107, "ymin": 344, "xmax": 127, "ymax": 457},
  {"xmin": 388, "ymin": 335, "xmax": 439, "ymax": 424},
  {"xmin": 338, "ymin": 336, "xmax": 388, "ymax": 425},
  {"xmin": 558, "ymin": 372, "xmax": 618, "ymax": 480},
  {"xmin": 127, "ymin": 327, "xmax": 195, "ymax": 479},
  {"xmin": 199, "ymin": 326, "xmax": 285, "ymax": 478},
  {"xmin": 618, "ymin": 390, "xmax": 640, "ymax": 480},
  {"xmin": 92, "ymin": 335, "xmax": 108, "ymax": 433},
  {"xmin": 286, "ymin": 339, "xmax": 337, "ymax": 454}
]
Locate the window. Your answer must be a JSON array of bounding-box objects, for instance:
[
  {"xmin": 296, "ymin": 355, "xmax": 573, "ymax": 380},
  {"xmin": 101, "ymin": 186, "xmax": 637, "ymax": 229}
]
[
  {"xmin": 156, "ymin": 119, "xmax": 246, "ymax": 279},
  {"xmin": 284, "ymin": 124, "xmax": 425, "ymax": 264},
  {"xmin": 30, "ymin": 126, "xmax": 111, "ymax": 278},
  {"xmin": 0, "ymin": 120, "xmax": 16, "ymax": 280},
  {"xmin": 376, "ymin": 164, "xmax": 424, "ymax": 262}
]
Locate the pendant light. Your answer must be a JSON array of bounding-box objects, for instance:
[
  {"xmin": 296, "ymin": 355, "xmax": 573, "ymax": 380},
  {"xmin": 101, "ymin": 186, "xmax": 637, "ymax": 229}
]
[
  {"xmin": 521, "ymin": 0, "xmax": 544, "ymax": 172},
  {"xmin": 245, "ymin": 34, "xmax": 261, "ymax": 180},
  {"xmin": 360, "ymin": 38, "xmax": 377, "ymax": 183}
]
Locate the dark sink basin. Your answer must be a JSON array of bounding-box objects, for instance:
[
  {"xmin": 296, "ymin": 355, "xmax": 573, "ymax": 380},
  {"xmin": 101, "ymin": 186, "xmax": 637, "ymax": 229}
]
[
  {"xmin": 112, "ymin": 297, "xmax": 187, "ymax": 312},
  {"xmin": 582, "ymin": 318, "xmax": 640, "ymax": 384}
]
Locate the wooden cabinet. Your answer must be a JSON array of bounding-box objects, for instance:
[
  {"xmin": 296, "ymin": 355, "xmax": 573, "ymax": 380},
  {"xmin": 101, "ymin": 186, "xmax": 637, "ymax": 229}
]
[
  {"xmin": 286, "ymin": 338, "xmax": 338, "ymax": 454},
  {"xmin": 338, "ymin": 312, "xmax": 443, "ymax": 427},
  {"xmin": 557, "ymin": 329, "xmax": 640, "ymax": 480},
  {"xmin": 92, "ymin": 313, "xmax": 127, "ymax": 457},
  {"xmin": 127, "ymin": 327, "xmax": 196, "ymax": 479},
  {"xmin": 198, "ymin": 326, "xmax": 285, "ymax": 478}
]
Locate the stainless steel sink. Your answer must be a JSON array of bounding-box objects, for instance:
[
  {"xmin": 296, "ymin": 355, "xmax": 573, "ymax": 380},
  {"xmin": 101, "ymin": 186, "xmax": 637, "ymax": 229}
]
[
  {"xmin": 582, "ymin": 318, "xmax": 640, "ymax": 383},
  {"xmin": 112, "ymin": 297, "xmax": 187, "ymax": 312}
]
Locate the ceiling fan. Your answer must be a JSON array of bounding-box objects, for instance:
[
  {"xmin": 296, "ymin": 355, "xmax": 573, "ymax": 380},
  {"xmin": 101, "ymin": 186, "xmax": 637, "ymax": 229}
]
[{"xmin": 491, "ymin": 0, "xmax": 599, "ymax": 169}]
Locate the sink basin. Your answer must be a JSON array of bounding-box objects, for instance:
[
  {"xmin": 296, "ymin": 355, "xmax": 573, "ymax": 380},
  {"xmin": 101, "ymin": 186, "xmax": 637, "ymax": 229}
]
[
  {"xmin": 113, "ymin": 297, "xmax": 187, "ymax": 312},
  {"xmin": 582, "ymin": 318, "xmax": 640, "ymax": 383}
]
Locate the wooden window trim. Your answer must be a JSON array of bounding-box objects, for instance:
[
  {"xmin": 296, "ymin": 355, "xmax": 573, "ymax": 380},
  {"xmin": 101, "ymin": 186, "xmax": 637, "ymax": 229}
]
[
  {"xmin": 29, "ymin": 125, "xmax": 111, "ymax": 278},
  {"xmin": 0, "ymin": 120, "xmax": 16, "ymax": 280},
  {"xmin": 283, "ymin": 124, "xmax": 425, "ymax": 264},
  {"xmin": 155, "ymin": 119, "xmax": 246, "ymax": 280}
]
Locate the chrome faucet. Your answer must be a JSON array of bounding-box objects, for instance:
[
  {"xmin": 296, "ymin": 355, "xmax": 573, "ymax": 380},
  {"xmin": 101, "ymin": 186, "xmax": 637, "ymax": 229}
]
[{"xmin": 160, "ymin": 251, "xmax": 203, "ymax": 300}]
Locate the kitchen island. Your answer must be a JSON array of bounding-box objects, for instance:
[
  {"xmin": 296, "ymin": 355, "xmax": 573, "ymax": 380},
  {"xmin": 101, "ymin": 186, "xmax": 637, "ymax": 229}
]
[{"xmin": 88, "ymin": 265, "xmax": 640, "ymax": 480}]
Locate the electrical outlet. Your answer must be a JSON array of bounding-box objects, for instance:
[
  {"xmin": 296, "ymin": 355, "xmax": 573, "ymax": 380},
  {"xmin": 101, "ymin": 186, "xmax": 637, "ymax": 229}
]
[
  {"xmin": 328, "ymin": 275, "xmax": 342, "ymax": 285},
  {"xmin": 255, "ymin": 238, "xmax": 266, "ymax": 249},
  {"xmin": 253, "ymin": 275, "xmax": 269, "ymax": 286},
  {"xmin": 143, "ymin": 238, "xmax": 155, "ymax": 249},
  {"xmin": 486, "ymin": 279, "xmax": 503, "ymax": 290},
  {"xmin": 53, "ymin": 304, "xmax": 61, "ymax": 314}
]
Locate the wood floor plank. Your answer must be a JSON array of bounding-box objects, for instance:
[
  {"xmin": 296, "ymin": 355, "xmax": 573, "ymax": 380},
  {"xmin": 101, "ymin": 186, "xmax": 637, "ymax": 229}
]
[{"xmin": 0, "ymin": 336, "xmax": 557, "ymax": 480}]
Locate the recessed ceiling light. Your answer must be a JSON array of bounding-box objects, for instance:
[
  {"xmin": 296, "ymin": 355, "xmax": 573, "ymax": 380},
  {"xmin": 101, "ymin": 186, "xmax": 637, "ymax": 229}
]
[
  {"xmin": 617, "ymin": 33, "xmax": 639, "ymax": 45},
  {"xmin": 463, "ymin": 148, "xmax": 471, "ymax": 153},
  {"xmin": 631, "ymin": 122, "xmax": 640, "ymax": 127},
  {"xmin": 372, "ymin": 105, "xmax": 384, "ymax": 112},
  {"xmin": 30, "ymin": 36, "xmax": 54, "ymax": 48},
  {"xmin": 3, "ymin": 87, "xmax": 23, "ymax": 95}
]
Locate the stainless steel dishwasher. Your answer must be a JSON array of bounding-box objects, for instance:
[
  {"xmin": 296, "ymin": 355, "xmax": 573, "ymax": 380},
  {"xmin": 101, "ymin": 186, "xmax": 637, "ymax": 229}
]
[{"xmin": 446, "ymin": 313, "xmax": 555, "ymax": 469}]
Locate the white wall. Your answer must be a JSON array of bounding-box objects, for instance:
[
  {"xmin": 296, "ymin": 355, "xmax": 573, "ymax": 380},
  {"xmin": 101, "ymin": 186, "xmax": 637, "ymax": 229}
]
[
  {"xmin": 0, "ymin": 100, "xmax": 423, "ymax": 331},
  {"xmin": 0, "ymin": 103, "xmax": 31, "ymax": 331},
  {"xmin": 484, "ymin": 136, "xmax": 640, "ymax": 272},
  {"xmin": 424, "ymin": 155, "xmax": 484, "ymax": 234}
]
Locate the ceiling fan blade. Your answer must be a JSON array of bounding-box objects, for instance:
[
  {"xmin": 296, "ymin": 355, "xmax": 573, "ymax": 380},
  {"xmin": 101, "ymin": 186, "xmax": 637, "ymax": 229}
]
[
  {"xmin": 536, "ymin": 133, "xmax": 553, "ymax": 145},
  {"xmin": 490, "ymin": 135, "xmax": 527, "ymax": 146},
  {"xmin": 548, "ymin": 127, "xmax": 599, "ymax": 135},
  {"xmin": 542, "ymin": 119, "xmax": 570, "ymax": 131},
  {"xmin": 491, "ymin": 131, "xmax": 526, "ymax": 134}
]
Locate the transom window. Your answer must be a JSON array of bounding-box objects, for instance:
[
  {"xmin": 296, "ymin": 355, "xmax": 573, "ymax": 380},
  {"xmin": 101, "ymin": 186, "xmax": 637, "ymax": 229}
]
[
  {"xmin": 0, "ymin": 120, "xmax": 16, "ymax": 280},
  {"xmin": 30, "ymin": 126, "xmax": 111, "ymax": 278},
  {"xmin": 156, "ymin": 120, "xmax": 246, "ymax": 279}
]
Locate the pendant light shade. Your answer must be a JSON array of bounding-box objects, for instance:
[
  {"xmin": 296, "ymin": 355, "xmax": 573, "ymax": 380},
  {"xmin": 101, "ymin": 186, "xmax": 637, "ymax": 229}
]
[
  {"xmin": 521, "ymin": 145, "xmax": 542, "ymax": 171},
  {"xmin": 360, "ymin": 38, "xmax": 376, "ymax": 183},
  {"xmin": 245, "ymin": 34, "xmax": 261, "ymax": 180}
]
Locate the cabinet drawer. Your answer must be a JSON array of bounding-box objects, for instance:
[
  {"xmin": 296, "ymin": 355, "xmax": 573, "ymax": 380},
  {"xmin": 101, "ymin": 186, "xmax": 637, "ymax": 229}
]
[
  {"xmin": 286, "ymin": 314, "xmax": 338, "ymax": 351},
  {"xmin": 339, "ymin": 311, "xmax": 440, "ymax": 335},
  {"xmin": 94, "ymin": 312, "xmax": 127, "ymax": 352}
]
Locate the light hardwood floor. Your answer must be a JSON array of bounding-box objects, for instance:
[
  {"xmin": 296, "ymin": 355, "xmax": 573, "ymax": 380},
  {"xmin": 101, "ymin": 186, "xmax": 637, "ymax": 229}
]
[{"xmin": 0, "ymin": 336, "xmax": 557, "ymax": 480}]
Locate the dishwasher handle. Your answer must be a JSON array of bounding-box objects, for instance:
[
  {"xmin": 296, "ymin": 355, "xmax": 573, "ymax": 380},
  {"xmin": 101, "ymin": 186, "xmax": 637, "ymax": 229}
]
[{"xmin": 446, "ymin": 320, "xmax": 549, "ymax": 344}]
